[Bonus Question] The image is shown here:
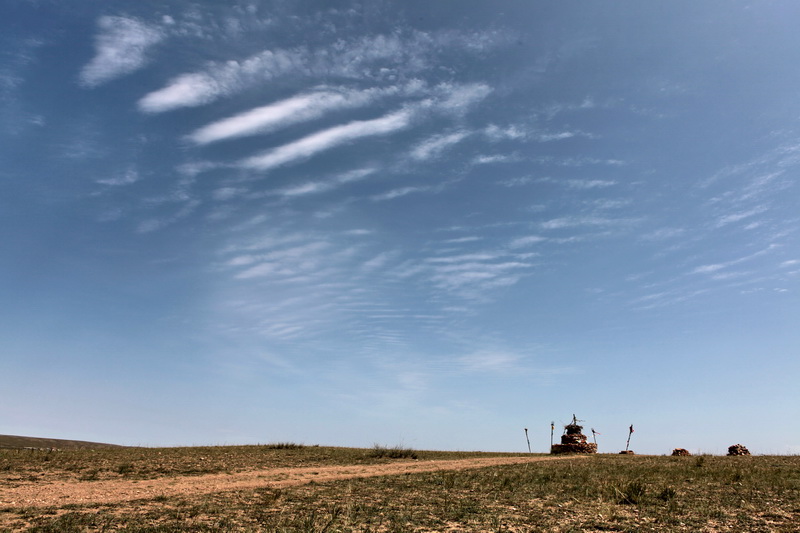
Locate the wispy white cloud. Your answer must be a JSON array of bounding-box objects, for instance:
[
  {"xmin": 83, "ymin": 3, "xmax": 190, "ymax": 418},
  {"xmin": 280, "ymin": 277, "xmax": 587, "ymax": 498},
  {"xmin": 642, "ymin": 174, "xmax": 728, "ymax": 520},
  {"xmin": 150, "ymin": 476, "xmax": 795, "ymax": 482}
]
[
  {"xmin": 537, "ymin": 177, "xmax": 617, "ymax": 189},
  {"xmin": 549, "ymin": 157, "xmax": 626, "ymax": 167},
  {"xmin": 136, "ymin": 199, "xmax": 201, "ymax": 233},
  {"xmin": 212, "ymin": 230, "xmax": 415, "ymax": 345},
  {"xmin": 428, "ymin": 253, "xmax": 501, "ymax": 264},
  {"xmin": 499, "ymin": 176, "xmax": 534, "ymax": 187},
  {"xmin": 509, "ymin": 235, "xmax": 546, "ymax": 248},
  {"xmin": 277, "ymin": 167, "xmax": 376, "ymax": 197},
  {"xmin": 530, "ymin": 129, "xmax": 596, "ymax": 143},
  {"xmin": 565, "ymin": 179, "xmax": 617, "ymax": 189},
  {"xmin": 641, "ymin": 227, "xmax": 685, "ymax": 241},
  {"xmin": 631, "ymin": 287, "xmax": 712, "ymax": 310},
  {"xmin": 484, "ymin": 124, "xmax": 528, "ymax": 142},
  {"xmin": 432, "ymin": 83, "xmax": 493, "ymax": 113},
  {"xmin": 457, "ymin": 350, "xmax": 522, "ymax": 373},
  {"xmin": 737, "ymin": 171, "xmax": 786, "ymax": 201},
  {"xmin": 692, "ymin": 263, "xmax": 726, "ymax": 274},
  {"xmin": 233, "ymin": 241, "xmax": 332, "ymax": 279},
  {"xmin": 444, "ymin": 348, "xmax": 575, "ymax": 378},
  {"xmin": 187, "ymin": 86, "xmax": 415, "ymax": 145},
  {"xmin": 423, "ymin": 251, "xmax": 533, "ymax": 298},
  {"xmin": 177, "ymin": 161, "xmax": 221, "ymax": 177},
  {"xmin": 96, "ymin": 168, "xmax": 141, "ymax": 186},
  {"xmin": 589, "ymin": 198, "xmax": 631, "ymax": 209},
  {"xmin": 715, "ymin": 206, "xmax": 767, "ymax": 228},
  {"xmin": 540, "ymin": 216, "xmax": 622, "ymax": 230},
  {"xmin": 691, "ymin": 244, "xmax": 780, "ymax": 276},
  {"xmin": 700, "ymin": 141, "xmax": 800, "ymax": 190},
  {"xmin": 371, "ymin": 185, "xmax": 432, "ymax": 201},
  {"xmin": 445, "ymin": 236, "xmax": 482, "ymax": 244},
  {"xmin": 473, "ymin": 154, "xmax": 521, "ymax": 165},
  {"xmin": 410, "ymin": 131, "xmax": 470, "ymax": 161},
  {"xmin": 212, "ymin": 187, "xmax": 247, "ymax": 201},
  {"xmin": 139, "ymin": 32, "xmax": 497, "ymax": 113},
  {"xmin": 138, "ymin": 72, "xmax": 220, "ymax": 112},
  {"xmin": 361, "ymin": 251, "xmax": 397, "ymax": 272},
  {"xmin": 80, "ymin": 16, "xmax": 164, "ymax": 87},
  {"xmin": 180, "ymin": 81, "xmax": 491, "ymax": 177},
  {"xmin": 540, "ymin": 97, "xmax": 596, "ymax": 119},
  {"xmin": 240, "ymin": 110, "xmax": 412, "ymax": 172},
  {"xmin": 537, "ymin": 131, "xmax": 578, "ymax": 141}
]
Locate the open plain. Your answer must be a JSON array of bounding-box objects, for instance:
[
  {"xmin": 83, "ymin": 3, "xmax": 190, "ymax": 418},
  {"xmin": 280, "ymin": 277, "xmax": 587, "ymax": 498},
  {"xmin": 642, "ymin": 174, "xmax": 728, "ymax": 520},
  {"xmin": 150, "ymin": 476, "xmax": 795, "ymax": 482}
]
[{"xmin": 1, "ymin": 442, "xmax": 799, "ymax": 531}]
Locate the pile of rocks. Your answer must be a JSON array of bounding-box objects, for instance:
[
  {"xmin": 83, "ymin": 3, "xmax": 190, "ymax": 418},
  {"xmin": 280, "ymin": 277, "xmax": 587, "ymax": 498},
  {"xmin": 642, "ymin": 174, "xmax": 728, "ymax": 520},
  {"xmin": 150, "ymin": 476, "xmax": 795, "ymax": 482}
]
[
  {"xmin": 618, "ymin": 450, "xmax": 635, "ymax": 455},
  {"xmin": 671, "ymin": 448, "xmax": 691, "ymax": 456},
  {"xmin": 727, "ymin": 444, "xmax": 751, "ymax": 456},
  {"xmin": 551, "ymin": 419, "xmax": 597, "ymax": 454}
]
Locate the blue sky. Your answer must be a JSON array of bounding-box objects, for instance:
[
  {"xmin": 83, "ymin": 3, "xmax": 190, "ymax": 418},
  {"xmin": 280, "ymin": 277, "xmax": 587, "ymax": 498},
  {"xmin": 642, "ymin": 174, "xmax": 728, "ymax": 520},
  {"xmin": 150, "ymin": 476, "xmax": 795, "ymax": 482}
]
[{"xmin": 2, "ymin": 0, "xmax": 799, "ymax": 454}]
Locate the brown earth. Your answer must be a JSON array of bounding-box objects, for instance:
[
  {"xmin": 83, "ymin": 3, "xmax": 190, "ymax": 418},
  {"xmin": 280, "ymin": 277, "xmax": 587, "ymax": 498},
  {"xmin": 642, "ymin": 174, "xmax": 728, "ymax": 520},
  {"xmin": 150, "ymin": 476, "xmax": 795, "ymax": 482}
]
[
  {"xmin": 0, "ymin": 434, "xmax": 121, "ymax": 450},
  {"xmin": 1, "ymin": 455, "xmax": 584, "ymax": 508}
]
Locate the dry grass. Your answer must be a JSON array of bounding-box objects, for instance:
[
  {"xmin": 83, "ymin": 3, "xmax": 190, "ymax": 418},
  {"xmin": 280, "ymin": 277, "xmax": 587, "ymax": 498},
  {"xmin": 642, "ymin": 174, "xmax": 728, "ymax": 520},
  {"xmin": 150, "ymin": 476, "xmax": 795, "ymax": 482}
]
[
  {"xmin": 0, "ymin": 444, "xmax": 517, "ymax": 484},
  {"xmin": 2, "ymin": 446, "xmax": 799, "ymax": 531},
  {"xmin": 0, "ymin": 435, "xmax": 120, "ymax": 451}
]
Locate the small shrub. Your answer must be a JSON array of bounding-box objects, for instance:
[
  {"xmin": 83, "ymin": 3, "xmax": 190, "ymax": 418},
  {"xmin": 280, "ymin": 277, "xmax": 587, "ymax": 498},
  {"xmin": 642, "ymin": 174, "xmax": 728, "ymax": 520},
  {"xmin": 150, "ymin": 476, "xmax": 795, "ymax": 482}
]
[
  {"xmin": 614, "ymin": 481, "xmax": 646, "ymax": 505},
  {"xmin": 264, "ymin": 442, "xmax": 305, "ymax": 449},
  {"xmin": 78, "ymin": 468, "xmax": 100, "ymax": 481},
  {"xmin": 116, "ymin": 463, "xmax": 134, "ymax": 475},
  {"xmin": 370, "ymin": 444, "xmax": 418, "ymax": 459},
  {"xmin": 657, "ymin": 486, "xmax": 678, "ymax": 502}
]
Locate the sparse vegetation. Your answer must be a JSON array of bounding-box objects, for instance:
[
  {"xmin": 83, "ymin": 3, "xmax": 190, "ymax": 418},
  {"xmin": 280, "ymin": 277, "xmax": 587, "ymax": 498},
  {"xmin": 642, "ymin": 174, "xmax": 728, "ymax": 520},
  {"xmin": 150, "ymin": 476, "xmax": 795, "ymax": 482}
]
[
  {"xmin": 261, "ymin": 442, "xmax": 306, "ymax": 450},
  {"xmin": 1, "ymin": 446, "xmax": 799, "ymax": 531},
  {"xmin": 369, "ymin": 444, "xmax": 418, "ymax": 459},
  {"xmin": 0, "ymin": 435, "xmax": 120, "ymax": 451}
]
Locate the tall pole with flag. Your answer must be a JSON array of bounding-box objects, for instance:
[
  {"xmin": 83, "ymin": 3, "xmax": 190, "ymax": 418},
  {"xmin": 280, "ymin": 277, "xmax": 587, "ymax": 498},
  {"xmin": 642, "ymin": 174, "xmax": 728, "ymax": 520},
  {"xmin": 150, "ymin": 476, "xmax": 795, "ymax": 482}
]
[
  {"xmin": 591, "ymin": 428, "xmax": 600, "ymax": 445},
  {"xmin": 524, "ymin": 428, "xmax": 531, "ymax": 453},
  {"xmin": 625, "ymin": 424, "xmax": 634, "ymax": 451},
  {"xmin": 550, "ymin": 421, "xmax": 555, "ymax": 448}
]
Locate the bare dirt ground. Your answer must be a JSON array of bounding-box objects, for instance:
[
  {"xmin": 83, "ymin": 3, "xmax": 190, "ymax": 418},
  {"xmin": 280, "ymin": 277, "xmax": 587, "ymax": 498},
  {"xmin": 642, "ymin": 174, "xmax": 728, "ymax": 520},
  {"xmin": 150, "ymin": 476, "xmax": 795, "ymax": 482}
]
[{"xmin": 1, "ymin": 455, "xmax": 583, "ymax": 508}]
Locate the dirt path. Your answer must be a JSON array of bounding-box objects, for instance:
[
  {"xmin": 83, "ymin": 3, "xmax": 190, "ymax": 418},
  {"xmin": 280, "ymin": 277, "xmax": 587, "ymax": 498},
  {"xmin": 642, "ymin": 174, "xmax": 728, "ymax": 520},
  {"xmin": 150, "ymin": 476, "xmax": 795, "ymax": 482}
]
[{"xmin": 1, "ymin": 455, "xmax": 585, "ymax": 508}]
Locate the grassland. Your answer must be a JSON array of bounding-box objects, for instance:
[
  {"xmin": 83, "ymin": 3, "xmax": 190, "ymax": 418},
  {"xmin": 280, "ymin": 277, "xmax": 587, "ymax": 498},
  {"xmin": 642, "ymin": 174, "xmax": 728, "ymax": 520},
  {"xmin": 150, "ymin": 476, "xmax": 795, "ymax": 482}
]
[
  {"xmin": 1, "ymin": 443, "xmax": 799, "ymax": 532},
  {"xmin": 0, "ymin": 435, "xmax": 121, "ymax": 451}
]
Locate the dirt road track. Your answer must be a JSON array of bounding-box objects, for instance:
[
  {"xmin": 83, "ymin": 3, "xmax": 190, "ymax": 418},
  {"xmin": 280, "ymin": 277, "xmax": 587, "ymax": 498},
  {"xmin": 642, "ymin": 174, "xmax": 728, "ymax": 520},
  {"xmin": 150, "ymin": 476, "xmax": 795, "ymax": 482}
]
[{"xmin": 1, "ymin": 455, "xmax": 586, "ymax": 508}]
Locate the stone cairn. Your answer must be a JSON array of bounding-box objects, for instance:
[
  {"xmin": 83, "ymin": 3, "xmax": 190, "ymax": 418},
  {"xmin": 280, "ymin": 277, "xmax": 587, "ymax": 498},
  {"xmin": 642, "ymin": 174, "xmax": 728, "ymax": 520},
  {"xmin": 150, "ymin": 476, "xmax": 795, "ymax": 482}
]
[
  {"xmin": 727, "ymin": 444, "xmax": 751, "ymax": 456},
  {"xmin": 551, "ymin": 415, "xmax": 597, "ymax": 454},
  {"xmin": 671, "ymin": 448, "xmax": 691, "ymax": 456}
]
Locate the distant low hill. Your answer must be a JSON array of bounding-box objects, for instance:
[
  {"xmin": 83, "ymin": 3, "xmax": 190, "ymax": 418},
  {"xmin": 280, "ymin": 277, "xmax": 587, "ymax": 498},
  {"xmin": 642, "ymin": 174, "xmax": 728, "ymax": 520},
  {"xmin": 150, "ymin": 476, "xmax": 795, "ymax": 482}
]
[{"xmin": 0, "ymin": 434, "xmax": 123, "ymax": 450}]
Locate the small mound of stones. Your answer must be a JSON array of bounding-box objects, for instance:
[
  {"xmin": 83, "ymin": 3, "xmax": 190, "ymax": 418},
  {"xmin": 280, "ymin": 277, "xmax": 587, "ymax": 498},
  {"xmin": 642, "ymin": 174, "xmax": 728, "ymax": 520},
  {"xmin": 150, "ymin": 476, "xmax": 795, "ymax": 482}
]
[
  {"xmin": 727, "ymin": 444, "xmax": 751, "ymax": 456},
  {"xmin": 671, "ymin": 448, "xmax": 691, "ymax": 456},
  {"xmin": 618, "ymin": 450, "xmax": 635, "ymax": 455},
  {"xmin": 551, "ymin": 420, "xmax": 598, "ymax": 454}
]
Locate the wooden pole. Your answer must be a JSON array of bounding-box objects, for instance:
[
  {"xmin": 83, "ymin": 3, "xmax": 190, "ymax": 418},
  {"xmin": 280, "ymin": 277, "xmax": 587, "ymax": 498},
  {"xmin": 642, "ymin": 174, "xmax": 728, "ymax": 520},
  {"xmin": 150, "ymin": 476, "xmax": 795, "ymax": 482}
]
[
  {"xmin": 625, "ymin": 424, "xmax": 634, "ymax": 451},
  {"xmin": 550, "ymin": 421, "xmax": 555, "ymax": 448},
  {"xmin": 524, "ymin": 428, "xmax": 531, "ymax": 453}
]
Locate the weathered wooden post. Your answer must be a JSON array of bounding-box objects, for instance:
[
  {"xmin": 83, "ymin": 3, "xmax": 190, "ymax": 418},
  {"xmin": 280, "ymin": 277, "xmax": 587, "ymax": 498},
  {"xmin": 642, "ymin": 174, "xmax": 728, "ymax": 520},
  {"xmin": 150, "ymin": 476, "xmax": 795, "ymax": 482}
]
[{"xmin": 625, "ymin": 424, "xmax": 634, "ymax": 451}]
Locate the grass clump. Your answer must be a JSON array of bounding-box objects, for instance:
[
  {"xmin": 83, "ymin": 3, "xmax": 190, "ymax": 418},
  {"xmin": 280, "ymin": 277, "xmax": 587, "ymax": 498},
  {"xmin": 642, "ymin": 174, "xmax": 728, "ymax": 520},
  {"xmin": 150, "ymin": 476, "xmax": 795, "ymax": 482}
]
[
  {"xmin": 614, "ymin": 480, "xmax": 647, "ymax": 504},
  {"xmin": 369, "ymin": 444, "xmax": 418, "ymax": 459},
  {"xmin": 263, "ymin": 442, "xmax": 305, "ymax": 449},
  {"xmin": 657, "ymin": 486, "xmax": 678, "ymax": 502}
]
